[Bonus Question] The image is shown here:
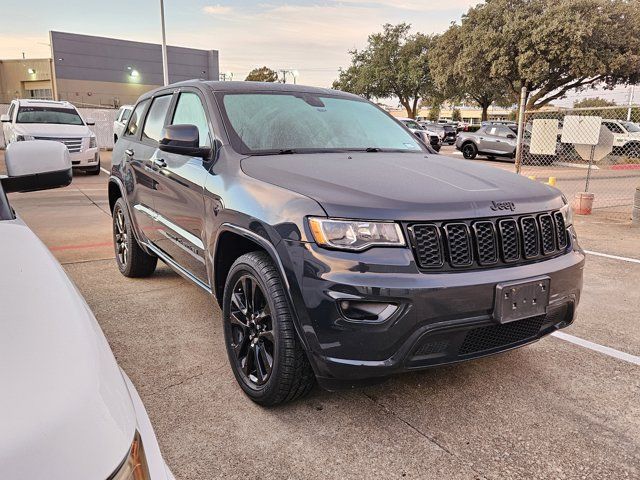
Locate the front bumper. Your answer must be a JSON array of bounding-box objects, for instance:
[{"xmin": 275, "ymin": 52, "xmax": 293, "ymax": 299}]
[
  {"xmin": 284, "ymin": 230, "xmax": 584, "ymax": 389},
  {"xmin": 121, "ymin": 370, "xmax": 174, "ymax": 479},
  {"xmin": 70, "ymin": 148, "xmax": 100, "ymax": 167}
]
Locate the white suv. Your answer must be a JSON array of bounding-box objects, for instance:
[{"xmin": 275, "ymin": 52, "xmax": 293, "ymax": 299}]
[
  {"xmin": 1, "ymin": 99, "xmax": 101, "ymax": 175},
  {"xmin": 113, "ymin": 104, "xmax": 133, "ymax": 144}
]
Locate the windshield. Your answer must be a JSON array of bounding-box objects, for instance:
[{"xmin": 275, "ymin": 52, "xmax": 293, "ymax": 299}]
[
  {"xmin": 0, "ymin": 182, "xmax": 13, "ymax": 220},
  {"xmin": 16, "ymin": 106, "xmax": 84, "ymax": 125},
  {"xmin": 622, "ymin": 121, "xmax": 640, "ymax": 133},
  {"xmin": 218, "ymin": 92, "xmax": 425, "ymax": 154},
  {"xmin": 402, "ymin": 120, "xmax": 422, "ymax": 130}
]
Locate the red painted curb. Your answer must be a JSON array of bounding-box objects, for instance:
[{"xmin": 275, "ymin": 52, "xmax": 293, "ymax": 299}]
[{"xmin": 611, "ymin": 164, "xmax": 640, "ymax": 170}]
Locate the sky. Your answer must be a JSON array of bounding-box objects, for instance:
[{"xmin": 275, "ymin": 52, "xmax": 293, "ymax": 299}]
[
  {"xmin": 0, "ymin": 0, "xmax": 481, "ymax": 87},
  {"xmin": 0, "ymin": 0, "xmax": 636, "ymax": 106}
]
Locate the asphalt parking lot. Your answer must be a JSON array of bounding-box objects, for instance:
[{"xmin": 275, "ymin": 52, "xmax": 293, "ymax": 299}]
[{"xmin": 3, "ymin": 150, "xmax": 640, "ymax": 479}]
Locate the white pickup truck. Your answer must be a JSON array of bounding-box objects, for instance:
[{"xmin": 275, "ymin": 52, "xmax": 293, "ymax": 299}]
[{"xmin": 602, "ymin": 119, "xmax": 640, "ymax": 157}]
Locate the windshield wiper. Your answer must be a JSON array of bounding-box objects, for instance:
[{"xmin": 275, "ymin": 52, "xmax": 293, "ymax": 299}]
[
  {"xmin": 277, "ymin": 149, "xmax": 296, "ymax": 155},
  {"xmin": 365, "ymin": 147, "xmax": 382, "ymax": 152}
]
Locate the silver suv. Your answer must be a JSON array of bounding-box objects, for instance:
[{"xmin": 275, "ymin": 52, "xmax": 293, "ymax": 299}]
[{"xmin": 456, "ymin": 124, "xmax": 517, "ymax": 160}]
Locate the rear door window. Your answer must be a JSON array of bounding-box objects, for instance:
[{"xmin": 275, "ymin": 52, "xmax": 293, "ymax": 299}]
[
  {"xmin": 124, "ymin": 99, "xmax": 149, "ymax": 137},
  {"xmin": 142, "ymin": 95, "xmax": 172, "ymax": 143}
]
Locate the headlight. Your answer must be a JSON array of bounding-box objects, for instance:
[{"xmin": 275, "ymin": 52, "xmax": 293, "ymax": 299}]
[
  {"xmin": 89, "ymin": 136, "xmax": 97, "ymax": 148},
  {"xmin": 110, "ymin": 432, "xmax": 151, "ymax": 480},
  {"xmin": 560, "ymin": 195, "xmax": 573, "ymax": 226},
  {"xmin": 308, "ymin": 217, "xmax": 405, "ymax": 251},
  {"xmin": 16, "ymin": 134, "xmax": 34, "ymax": 141}
]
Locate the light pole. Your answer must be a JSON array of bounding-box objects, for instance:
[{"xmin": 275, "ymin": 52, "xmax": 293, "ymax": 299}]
[{"xmin": 160, "ymin": 0, "xmax": 169, "ymax": 86}]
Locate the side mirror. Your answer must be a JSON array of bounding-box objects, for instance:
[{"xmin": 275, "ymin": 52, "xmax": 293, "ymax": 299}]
[
  {"xmin": 85, "ymin": 118, "xmax": 95, "ymax": 126},
  {"xmin": 159, "ymin": 124, "xmax": 211, "ymax": 158},
  {"xmin": 0, "ymin": 114, "xmax": 10, "ymax": 123},
  {"xmin": 1, "ymin": 141, "xmax": 72, "ymax": 193}
]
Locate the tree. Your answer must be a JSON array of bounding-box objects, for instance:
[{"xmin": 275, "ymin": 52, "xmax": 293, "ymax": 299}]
[
  {"xmin": 333, "ymin": 23, "xmax": 438, "ymax": 118},
  {"xmin": 428, "ymin": 105, "xmax": 441, "ymax": 122},
  {"xmin": 245, "ymin": 66, "xmax": 278, "ymax": 82},
  {"xmin": 455, "ymin": 0, "xmax": 640, "ymax": 110},
  {"xmin": 451, "ymin": 108, "xmax": 462, "ymax": 122},
  {"xmin": 573, "ymin": 97, "xmax": 617, "ymax": 109},
  {"xmin": 430, "ymin": 24, "xmax": 511, "ymax": 121}
]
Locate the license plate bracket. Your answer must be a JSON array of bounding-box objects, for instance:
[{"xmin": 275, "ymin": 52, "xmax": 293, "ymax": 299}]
[{"xmin": 494, "ymin": 277, "xmax": 550, "ymax": 324}]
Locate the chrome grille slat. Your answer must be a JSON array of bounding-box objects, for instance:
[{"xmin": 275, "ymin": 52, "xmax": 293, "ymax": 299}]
[
  {"xmin": 33, "ymin": 136, "xmax": 83, "ymax": 153},
  {"xmin": 410, "ymin": 210, "xmax": 568, "ymax": 271}
]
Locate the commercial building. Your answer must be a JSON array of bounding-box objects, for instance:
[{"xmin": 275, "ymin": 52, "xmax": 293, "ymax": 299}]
[{"xmin": 0, "ymin": 31, "xmax": 219, "ymax": 107}]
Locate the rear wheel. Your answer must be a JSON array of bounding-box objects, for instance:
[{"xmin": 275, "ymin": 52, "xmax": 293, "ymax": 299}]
[
  {"xmin": 112, "ymin": 198, "xmax": 157, "ymax": 277},
  {"xmin": 462, "ymin": 142, "xmax": 478, "ymax": 159},
  {"xmin": 223, "ymin": 251, "xmax": 315, "ymax": 405}
]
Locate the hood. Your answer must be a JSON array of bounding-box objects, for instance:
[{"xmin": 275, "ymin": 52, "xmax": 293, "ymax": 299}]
[
  {"xmin": 0, "ymin": 219, "xmax": 135, "ymax": 480},
  {"xmin": 241, "ymin": 152, "xmax": 563, "ymax": 220},
  {"xmin": 14, "ymin": 123, "xmax": 92, "ymax": 137}
]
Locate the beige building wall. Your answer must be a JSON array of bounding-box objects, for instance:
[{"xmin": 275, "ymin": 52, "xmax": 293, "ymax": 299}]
[
  {"xmin": 390, "ymin": 106, "xmax": 515, "ymax": 124},
  {"xmin": 55, "ymin": 78, "xmax": 161, "ymax": 107},
  {"xmin": 0, "ymin": 58, "xmax": 54, "ymax": 103}
]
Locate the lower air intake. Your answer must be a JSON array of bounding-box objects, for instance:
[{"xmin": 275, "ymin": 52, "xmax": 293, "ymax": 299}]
[{"xmin": 459, "ymin": 315, "xmax": 546, "ymax": 356}]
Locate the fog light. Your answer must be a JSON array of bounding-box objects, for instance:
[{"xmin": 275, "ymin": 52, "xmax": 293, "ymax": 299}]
[{"xmin": 338, "ymin": 300, "xmax": 398, "ymax": 323}]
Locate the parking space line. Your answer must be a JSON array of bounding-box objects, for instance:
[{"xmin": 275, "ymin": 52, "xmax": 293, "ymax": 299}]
[
  {"xmin": 585, "ymin": 250, "xmax": 640, "ymax": 264},
  {"xmin": 100, "ymin": 167, "xmax": 110, "ymax": 175},
  {"xmin": 552, "ymin": 331, "xmax": 640, "ymax": 366}
]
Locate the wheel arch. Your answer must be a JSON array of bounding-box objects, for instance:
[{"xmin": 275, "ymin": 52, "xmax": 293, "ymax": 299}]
[{"xmin": 213, "ymin": 224, "xmax": 291, "ymax": 307}]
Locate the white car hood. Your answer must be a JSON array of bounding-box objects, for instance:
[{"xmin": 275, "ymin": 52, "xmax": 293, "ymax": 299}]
[
  {"xmin": 13, "ymin": 123, "xmax": 92, "ymax": 137},
  {"xmin": 0, "ymin": 219, "xmax": 135, "ymax": 479}
]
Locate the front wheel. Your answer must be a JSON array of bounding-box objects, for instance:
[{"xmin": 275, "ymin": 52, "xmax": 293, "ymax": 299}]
[
  {"xmin": 223, "ymin": 251, "xmax": 315, "ymax": 405},
  {"xmin": 462, "ymin": 142, "xmax": 478, "ymax": 159}
]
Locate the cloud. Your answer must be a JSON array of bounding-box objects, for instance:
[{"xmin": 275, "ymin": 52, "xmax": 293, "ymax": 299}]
[
  {"xmin": 331, "ymin": 0, "xmax": 480, "ymax": 12},
  {"xmin": 202, "ymin": 4, "xmax": 233, "ymax": 15}
]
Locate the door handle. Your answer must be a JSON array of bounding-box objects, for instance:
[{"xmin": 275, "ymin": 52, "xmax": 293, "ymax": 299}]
[
  {"xmin": 153, "ymin": 158, "xmax": 167, "ymax": 168},
  {"xmin": 125, "ymin": 149, "xmax": 134, "ymax": 157}
]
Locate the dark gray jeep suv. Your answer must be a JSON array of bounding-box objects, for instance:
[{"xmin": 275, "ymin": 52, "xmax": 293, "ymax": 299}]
[{"xmin": 108, "ymin": 81, "xmax": 584, "ymax": 405}]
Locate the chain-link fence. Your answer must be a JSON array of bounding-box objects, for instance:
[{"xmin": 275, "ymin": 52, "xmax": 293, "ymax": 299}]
[
  {"xmin": 517, "ymin": 105, "xmax": 640, "ymax": 220},
  {"xmin": 0, "ymin": 103, "xmax": 117, "ymax": 150}
]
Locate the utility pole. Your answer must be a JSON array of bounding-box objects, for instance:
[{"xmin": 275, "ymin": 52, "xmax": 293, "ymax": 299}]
[
  {"xmin": 160, "ymin": 0, "xmax": 169, "ymax": 86},
  {"xmin": 627, "ymin": 85, "xmax": 635, "ymax": 122},
  {"xmin": 514, "ymin": 86, "xmax": 528, "ymax": 174}
]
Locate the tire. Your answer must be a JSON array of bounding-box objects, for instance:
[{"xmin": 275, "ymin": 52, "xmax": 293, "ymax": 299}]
[
  {"xmin": 462, "ymin": 142, "xmax": 477, "ymax": 159},
  {"xmin": 112, "ymin": 197, "xmax": 157, "ymax": 277},
  {"xmin": 88, "ymin": 160, "xmax": 101, "ymax": 175},
  {"xmin": 223, "ymin": 251, "xmax": 315, "ymax": 406}
]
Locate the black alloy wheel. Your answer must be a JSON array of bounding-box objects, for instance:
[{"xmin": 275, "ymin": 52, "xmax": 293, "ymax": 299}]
[
  {"xmin": 228, "ymin": 274, "xmax": 275, "ymax": 386},
  {"xmin": 223, "ymin": 251, "xmax": 315, "ymax": 405},
  {"xmin": 112, "ymin": 197, "xmax": 157, "ymax": 277},
  {"xmin": 462, "ymin": 142, "xmax": 478, "ymax": 159},
  {"xmin": 114, "ymin": 204, "xmax": 128, "ymax": 266}
]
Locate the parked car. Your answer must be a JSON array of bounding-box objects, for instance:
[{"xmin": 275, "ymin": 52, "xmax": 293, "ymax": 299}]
[
  {"xmin": 108, "ymin": 81, "xmax": 583, "ymax": 406},
  {"xmin": 397, "ymin": 117, "xmax": 442, "ymax": 151},
  {"xmin": 430, "ymin": 124, "xmax": 457, "ymax": 145},
  {"xmin": 1, "ymin": 99, "xmax": 101, "ymax": 175},
  {"xmin": 114, "ymin": 105, "xmax": 134, "ymax": 144},
  {"xmin": 601, "ymin": 119, "xmax": 640, "ymax": 157},
  {"xmin": 481, "ymin": 120, "xmax": 518, "ymax": 129},
  {"xmin": 0, "ymin": 140, "xmax": 173, "ymax": 479},
  {"xmin": 456, "ymin": 124, "xmax": 518, "ymax": 160}
]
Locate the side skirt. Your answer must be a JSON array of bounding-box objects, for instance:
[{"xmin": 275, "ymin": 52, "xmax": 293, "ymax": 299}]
[{"xmin": 144, "ymin": 241, "xmax": 212, "ymax": 294}]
